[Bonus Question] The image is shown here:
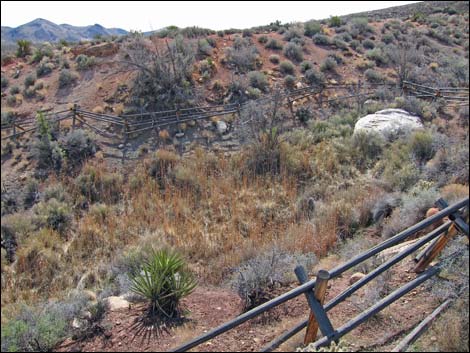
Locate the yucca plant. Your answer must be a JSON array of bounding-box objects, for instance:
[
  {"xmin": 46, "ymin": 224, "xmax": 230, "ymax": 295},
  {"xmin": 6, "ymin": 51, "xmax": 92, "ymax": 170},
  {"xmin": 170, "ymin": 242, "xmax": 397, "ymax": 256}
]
[{"xmin": 130, "ymin": 249, "xmax": 197, "ymax": 318}]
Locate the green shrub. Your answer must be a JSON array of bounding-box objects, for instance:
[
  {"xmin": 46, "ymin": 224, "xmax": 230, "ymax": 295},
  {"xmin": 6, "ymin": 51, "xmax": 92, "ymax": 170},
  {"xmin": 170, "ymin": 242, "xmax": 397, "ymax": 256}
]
[
  {"xmin": 313, "ymin": 34, "xmax": 331, "ymax": 46},
  {"xmin": 16, "ymin": 39, "xmax": 32, "ymax": 58},
  {"xmin": 58, "ymin": 69, "xmax": 78, "ymax": 88},
  {"xmin": 279, "ymin": 60, "xmax": 295, "ymax": 75},
  {"xmin": 265, "ymin": 38, "xmax": 283, "ymax": 50},
  {"xmin": 31, "ymin": 43, "xmax": 54, "ymax": 63},
  {"xmin": 284, "ymin": 26, "xmax": 304, "ymax": 42},
  {"xmin": 300, "ymin": 60, "xmax": 314, "ymax": 73},
  {"xmin": 130, "ymin": 248, "xmax": 197, "ymax": 316},
  {"xmin": 284, "ymin": 75, "xmax": 296, "ymax": 89},
  {"xmin": 304, "ymin": 68, "xmax": 325, "ymax": 86},
  {"xmin": 247, "ymin": 86, "xmax": 262, "ymax": 99},
  {"xmin": 258, "ymin": 35, "xmax": 268, "ymax": 44},
  {"xmin": 333, "ymin": 37, "xmax": 348, "ymax": 50},
  {"xmin": 351, "ymin": 131, "xmax": 384, "ymax": 170},
  {"xmin": 9, "ymin": 85, "xmax": 20, "ymax": 95},
  {"xmin": 6, "ymin": 95, "xmax": 17, "ymax": 106},
  {"xmin": 295, "ymin": 106, "xmax": 313, "ymax": 124},
  {"xmin": 320, "ymin": 57, "xmax": 337, "ymax": 72},
  {"xmin": 33, "ymin": 198, "xmax": 72, "ymax": 235},
  {"xmin": 409, "ymin": 130, "xmax": 435, "ymax": 164},
  {"xmin": 329, "ymin": 16, "xmax": 342, "ymax": 27},
  {"xmin": 248, "ymin": 71, "xmax": 269, "ymax": 92},
  {"xmin": 283, "ymin": 42, "xmax": 303, "ymax": 62},
  {"xmin": 349, "ymin": 40, "xmax": 361, "ymax": 50},
  {"xmin": 23, "ymin": 179, "xmax": 39, "ymax": 208},
  {"xmin": 36, "ymin": 61, "xmax": 54, "ymax": 77},
  {"xmin": 363, "ymin": 39, "xmax": 375, "ymax": 49},
  {"xmin": 269, "ymin": 54, "xmax": 280, "ymax": 64},
  {"xmin": 304, "ymin": 20, "xmax": 321, "ymax": 37},
  {"xmin": 60, "ymin": 129, "xmax": 97, "ymax": 168},
  {"xmin": 23, "ymin": 87, "xmax": 36, "ymax": 99},
  {"xmin": 364, "ymin": 68, "xmax": 385, "ymax": 83},
  {"xmin": 242, "ymin": 29, "xmax": 253, "ymax": 37},
  {"xmin": 366, "ymin": 48, "xmax": 388, "ymax": 66},
  {"xmin": 24, "ymin": 74, "xmax": 36, "ymax": 88},
  {"xmin": 1, "ymin": 75, "xmax": 8, "ymax": 89},
  {"xmin": 75, "ymin": 54, "xmax": 95, "ymax": 70},
  {"xmin": 382, "ymin": 33, "xmax": 394, "ymax": 44}
]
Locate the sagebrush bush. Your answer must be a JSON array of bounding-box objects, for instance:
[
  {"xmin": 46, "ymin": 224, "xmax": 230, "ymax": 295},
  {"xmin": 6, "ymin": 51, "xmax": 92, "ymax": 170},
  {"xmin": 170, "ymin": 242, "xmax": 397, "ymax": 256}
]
[
  {"xmin": 60, "ymin": 129, "xmax": 97, "ymax": 169},
  {"xmin": 363, "ymin": 39, "xmax": 375, "ymax": 49},
  {"xmin": 257, "ymin": 35, "xmax": 268, "ymax": 44},
  {"xmin": 36, "ymin": 61, "xmax": 54, "ymax": 77},
  {"xmin": 9, "ymin": 85, "xmax": 20, "ymax": 95},
  {"xmin": 320, "ymin": 57, "xmax": 337, "ymax": 72},
  {"xmin": 283, "ymin": 42, "xmax": 303, "ymax": 62},
  {"xmin": 31, "ymin": 43, "xmax": 54, "ymax": 63},
  {"xmin": 269, "ymin": 54, "xmax": 280, "ymax": 64},
  {"xmin": 130, "ymin": 248, "xmax": 197, "ymax": 316},
  {"xmin": 265, "ymin": 38, "xmax": 283, "ymax": 50},
  {"xmin": 279, "ymin": 60, "xmax": 295, "ymax": 75},
  {"xmin": 24, "ymin": 74, "xmax": 36, "ymax": 88},
  {"xmin": 366, "ymin": 48, "xmax": 388, "ymax": 66},
  {"xmin": 304, "ymin": 20, "xmax": 321, "ymax": 37},
  {"xmin": 33, "ymin": 198, "xmax": 72, "ymax": 235},
  {"xmin": 58, "ymin": 69, "xmax": 78, "ymax": 88},
  {"xmin": 364, "ymin": 68, "xmax": 385, "ymax": 83},
  {"xmin": 304, "ymin": 68, "xmax": 325, "ymax": 87},
  {"xmin": 284, "ymin": 75, "xmax": 296, "ymax": 89},
  {"xmin": 75, "ymin": 54, "xmax": 96, "ymax": 70},
  {"xmin": 231, "ymin": 246, "xmax": 316, "ymax": 310},
  {"xmin": 224, "ymin": 38, "xmax": 260, "ymax": 72},
  {"xmin": 313, "ymin": 34, "xmax": 331, "ymax": 46},
  {"xmin": 248, "ymin": 71, "xmax": 269, "ymax": 92},
  {"xmin": 1, "ymin": 75, "xmax": 8, "ymax": 89},
  {"xmin": 300, "ymin": 60, "xmax": 314, "ymax": 73}
]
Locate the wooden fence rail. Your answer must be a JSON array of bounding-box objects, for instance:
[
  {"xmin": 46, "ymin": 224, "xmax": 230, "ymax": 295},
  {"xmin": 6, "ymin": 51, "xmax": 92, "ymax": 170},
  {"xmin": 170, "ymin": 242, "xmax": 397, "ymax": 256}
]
[{"xmin": 171, "ymin": 198, "xmax": 468, "ymax": 352}]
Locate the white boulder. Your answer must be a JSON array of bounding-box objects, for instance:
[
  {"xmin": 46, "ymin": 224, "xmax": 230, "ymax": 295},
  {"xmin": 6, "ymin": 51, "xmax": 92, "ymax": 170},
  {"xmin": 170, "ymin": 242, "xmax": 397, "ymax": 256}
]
[
  {"xmin": 354, "ymin": 109, "xmax": 423, "ymax": 140},
  {"xmin": 216, "ymin": 120, "xmax": 228, "ymax": 134}
]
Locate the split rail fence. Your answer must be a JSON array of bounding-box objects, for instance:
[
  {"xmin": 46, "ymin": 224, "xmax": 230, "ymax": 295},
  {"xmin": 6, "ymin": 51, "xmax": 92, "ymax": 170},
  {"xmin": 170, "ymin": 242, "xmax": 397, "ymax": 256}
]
[{"xmin": 170, "ymin": 197, "xmax": 469, "ymax": 352}]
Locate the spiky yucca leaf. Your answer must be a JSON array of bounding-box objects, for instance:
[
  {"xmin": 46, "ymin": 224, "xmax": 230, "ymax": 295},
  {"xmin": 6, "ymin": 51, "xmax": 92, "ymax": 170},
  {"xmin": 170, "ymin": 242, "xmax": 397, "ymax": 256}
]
[{"xmin": 130, "ymin": 249, "xmax": 197, "ymax": 317}]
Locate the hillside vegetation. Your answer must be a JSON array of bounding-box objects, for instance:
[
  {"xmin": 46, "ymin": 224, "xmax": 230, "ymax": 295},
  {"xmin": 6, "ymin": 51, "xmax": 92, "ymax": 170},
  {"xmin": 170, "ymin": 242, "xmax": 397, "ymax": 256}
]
[{"xmin": 1, "ymin": 1, "xmax": 469, "ymax": 352}]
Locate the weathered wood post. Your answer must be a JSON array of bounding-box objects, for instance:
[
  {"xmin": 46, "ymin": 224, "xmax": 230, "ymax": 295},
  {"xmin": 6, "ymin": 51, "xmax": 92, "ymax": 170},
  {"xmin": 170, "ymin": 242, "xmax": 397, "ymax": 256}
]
[
  {"xmin": 12, "ymin": 113, "xmax": 16, "ymax": 142},
  {"xmin": 304, "ymin": 269, "xmax": 331, "ymax": 344},
  {"xmin": 72, "ymin": 103, "xmax": 78, "ymax": 131}
]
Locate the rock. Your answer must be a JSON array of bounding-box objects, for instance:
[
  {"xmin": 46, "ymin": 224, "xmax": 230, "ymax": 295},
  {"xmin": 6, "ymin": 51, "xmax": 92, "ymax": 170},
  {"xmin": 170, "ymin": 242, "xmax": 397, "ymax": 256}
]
[
  {"xmin": 349, "ymin": 272, "xmax": 366, "ymax": 285},
  {"xmin": 175, "ymin": 132, "xmax": 185, "ymax": 138},
  {"xmin": 354, "ymin": 108, "xmax": 423, "ymax": 140},
  {"xmin": 216, "ymin": 120, "xmax": 228, "ymax": 134},
  {"xmin": 72, "ymin": 42, "xmax": 119, "ymax": 58},
  {"xmin": 126, "ymin": 143, "xmax": 132, "ymax": 147},
  {"xmin": 103, "ymin": 296, "xmax": 130, "ymax": 311},
  {"xmin": 118, "ymin": 144, "xmax": 124, "ymax": 149},
  {"xmin": 295, "ymin": 82, "xmax": 303, "ymax": 89},
  {"xmin": 72, "ymin": 318, "xmax": 83, "ymax": 329}
]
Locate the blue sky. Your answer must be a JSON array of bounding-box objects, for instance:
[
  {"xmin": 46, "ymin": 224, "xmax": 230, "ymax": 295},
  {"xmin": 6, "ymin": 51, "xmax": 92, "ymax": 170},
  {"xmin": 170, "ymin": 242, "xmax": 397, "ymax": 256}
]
[{"xmin": 2, "ymin": 1, "xmax": 419, "ymax": 31}]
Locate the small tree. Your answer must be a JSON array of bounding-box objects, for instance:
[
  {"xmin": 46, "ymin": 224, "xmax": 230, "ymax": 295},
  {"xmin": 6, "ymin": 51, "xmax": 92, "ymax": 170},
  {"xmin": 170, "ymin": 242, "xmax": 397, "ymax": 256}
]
[{"xmin": 386, "ymin": 41, "xmax": 423, "ymax": 87}]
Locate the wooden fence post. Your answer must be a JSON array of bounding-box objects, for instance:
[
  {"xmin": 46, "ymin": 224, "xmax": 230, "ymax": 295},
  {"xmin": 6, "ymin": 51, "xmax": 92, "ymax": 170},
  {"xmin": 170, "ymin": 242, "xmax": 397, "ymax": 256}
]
[
  {"xmin": 304, "ymin": 270, "xmax": 331, "ymax": 345},
  {"xmin": 72, "ymin": 103, "xmax": 78, "ymax": 131},
  {"xmin": 12, "ymin": 114, "xmax": 16, "ymax": 142}
]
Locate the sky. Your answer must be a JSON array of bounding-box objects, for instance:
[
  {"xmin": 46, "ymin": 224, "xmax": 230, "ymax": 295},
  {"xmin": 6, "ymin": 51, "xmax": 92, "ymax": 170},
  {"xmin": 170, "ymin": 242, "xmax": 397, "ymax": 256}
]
[{"xmin": 2, "ymin": 1, "xmax": 420, "ymax": 31}]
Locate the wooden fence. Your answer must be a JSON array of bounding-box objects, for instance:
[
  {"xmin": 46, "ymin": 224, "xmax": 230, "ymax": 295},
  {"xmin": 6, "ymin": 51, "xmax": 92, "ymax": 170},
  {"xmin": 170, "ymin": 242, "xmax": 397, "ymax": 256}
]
[{"xmin": 169, "ymin": 197, "xmax": 469, "ymax": 352}]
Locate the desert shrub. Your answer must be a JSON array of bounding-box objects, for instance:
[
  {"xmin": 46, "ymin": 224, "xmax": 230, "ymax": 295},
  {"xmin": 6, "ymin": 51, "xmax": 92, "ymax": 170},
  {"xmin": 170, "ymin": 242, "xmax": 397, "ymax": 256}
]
[
  {"xmin": 74, "ymin": 165, "xmax": 123, "ymax": 205},
  {"xmin": 7, "ymin": 95, "xmax": 17, "ymax": 106},
  {"xmin": 43, "ymin": 183, "xmax": 70, "ymax": 203},
  {"xmin": 304, "ymin": 68, "xmax": 325, "ymax": 87},
  {"xmin": 269, "ymin": 54, "xmax": 280, "ymax": 64},
  {"xmin": 283, "ymin": 43, "xmax": 303, "ymax": 62},
  {"xmin": 350, "ymin": 17, "xmax": 373, "ymax": 35},
  {"xmin": 58, "ymin": 69, "xmax": 78, "ymax": 88},
  {"xmin": 295, "ymin": 106, "xmax": 313, "ymax": 124},
  {"xmin": 329, "ymin": 16, "xmax": 342, "ymax": 28},
  {"xmin": 284, "ymin": 25, "xmax": 304, "ymax": 42},
  {"xmin": 364, "ymin": 68, "xmax": 385, "ymax": 83},
  {"xmin": 242, "ymin": 29, "xmax": 253, "ymax": 37},
  {"xmin": 284, "ymin": 75, "xmax": 296, "ymax": 89},
  {"xmin": 22, "ymin": 179, "xmax": 39, "ymax": 208},
  {"xmin": 363, "ymin": 39, "xmax": 375, "ymax": 49},
  {"xmin": 257, "ymin": 35, "xmax": 268, "ymax": 44},
  {"xmin": 351, "ymin": 131, "xmax": 385, "ymax": 171},
  {"xmin": 333, "ymin": 37, "xmax": 348, "ymax": 50},
  {"xmin": 304, "ymin": 20, "xmax": 321, "ymax": 37},
  {"xmin": 36, "ymin": 61, "xmax": 54, "ymax": 77},
  {"xmin": 23, "ymin": 87, "xmax": 36, "ymax": 99},
  {"xmin": 247, "ymin": 86, "xmax": 262, "ymax": 99},
  {"xmin": 1, "ymin": 298, "xmax": 86, "ymax": 352},
  {"xmin": 197, "ymin": 38, "xmax": 212, "ymax": 57},
  {"xmin": 320, "ymin": 57, "xmax": 337, "ymax": 72},
  {"xmin": 382, "ymin": 182, "xmax": 439, "ymax": 237},
  {"xmin": 75, "ymin": 54, "xmax": 95, "ymax": 70},
  {"xmin": 224, "ymin": 37, "xmax": 260, "ymax": 73},
  {"xmin": 24, "ymin": 74, "xmax": 36, "ymax": 88},
  {"xmin": 248, "ymin": 71, "xmax": 269, "ymax": 92},
  {"xmin": 231, "ymin": 246, "xmax": 316, "ymax": 310},
  {"xmin": 382, "ymin": 33, "xmax": 394, "ymax": 44},
  {"xmin": 16, "ymin": 39, "xmax": 32, "ymax": 58},
  {"xmin": 33, "ymin": 198, "xmax": 72, "ymax": 235},
  {"xmin": 31, "ymin": 113, "xmax": 64, "ymax": 172},
  {"xmin": 1, "ymin": 75, "xmax": 8, "ymax": 89},
  {"xmin": 279, "ymin": 60, "xmax": 295, "ymax": 75},
  {"xmin": 409, "ymin": 130, "xmax": 435, "ymax": 165},
  {"xmin": 1, "ymin": 111, "xmax": 16, "ymax": 125},
  {"xmin": 147, "ymin": 149, "xmax": 180, "ymax": 181},
  {"xmin": 300, "ymin": 60, "xmax": 313, "ymax": 73},
  {"xmin": 60, "ymin": 129, "xmax": 97, "ymax": 169},
  {"xmin": 349, "ymin": 39, "xmax": 361, "ymax": 50},
  {"xmin": 9, "ymin": 85, "xmax": 20, "ymax": 95},
  {"xmin": 366, "ymin": 48, "xmax": 388, "ymax": 66},
  {"xmin": 31, "ymin": 43, "xmax": 54, "ymax": 63},
  {"xmin": 313, "ymin": 34, "xmax": 332, "ymax": 46},
  {"xmin": 265, "ymin": 38, "xmax": 283, "ymax": 50},
  {"xmin": 130, "ymin": 248, "xmax": 197, "ymax": 316}
]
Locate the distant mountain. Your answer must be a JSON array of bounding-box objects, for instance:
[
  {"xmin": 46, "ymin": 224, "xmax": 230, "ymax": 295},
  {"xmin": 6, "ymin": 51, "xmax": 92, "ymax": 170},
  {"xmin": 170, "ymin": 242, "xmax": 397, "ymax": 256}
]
[{"xmin": 1, "ymin": 18, "xmax": 127, "ymax": 43}]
